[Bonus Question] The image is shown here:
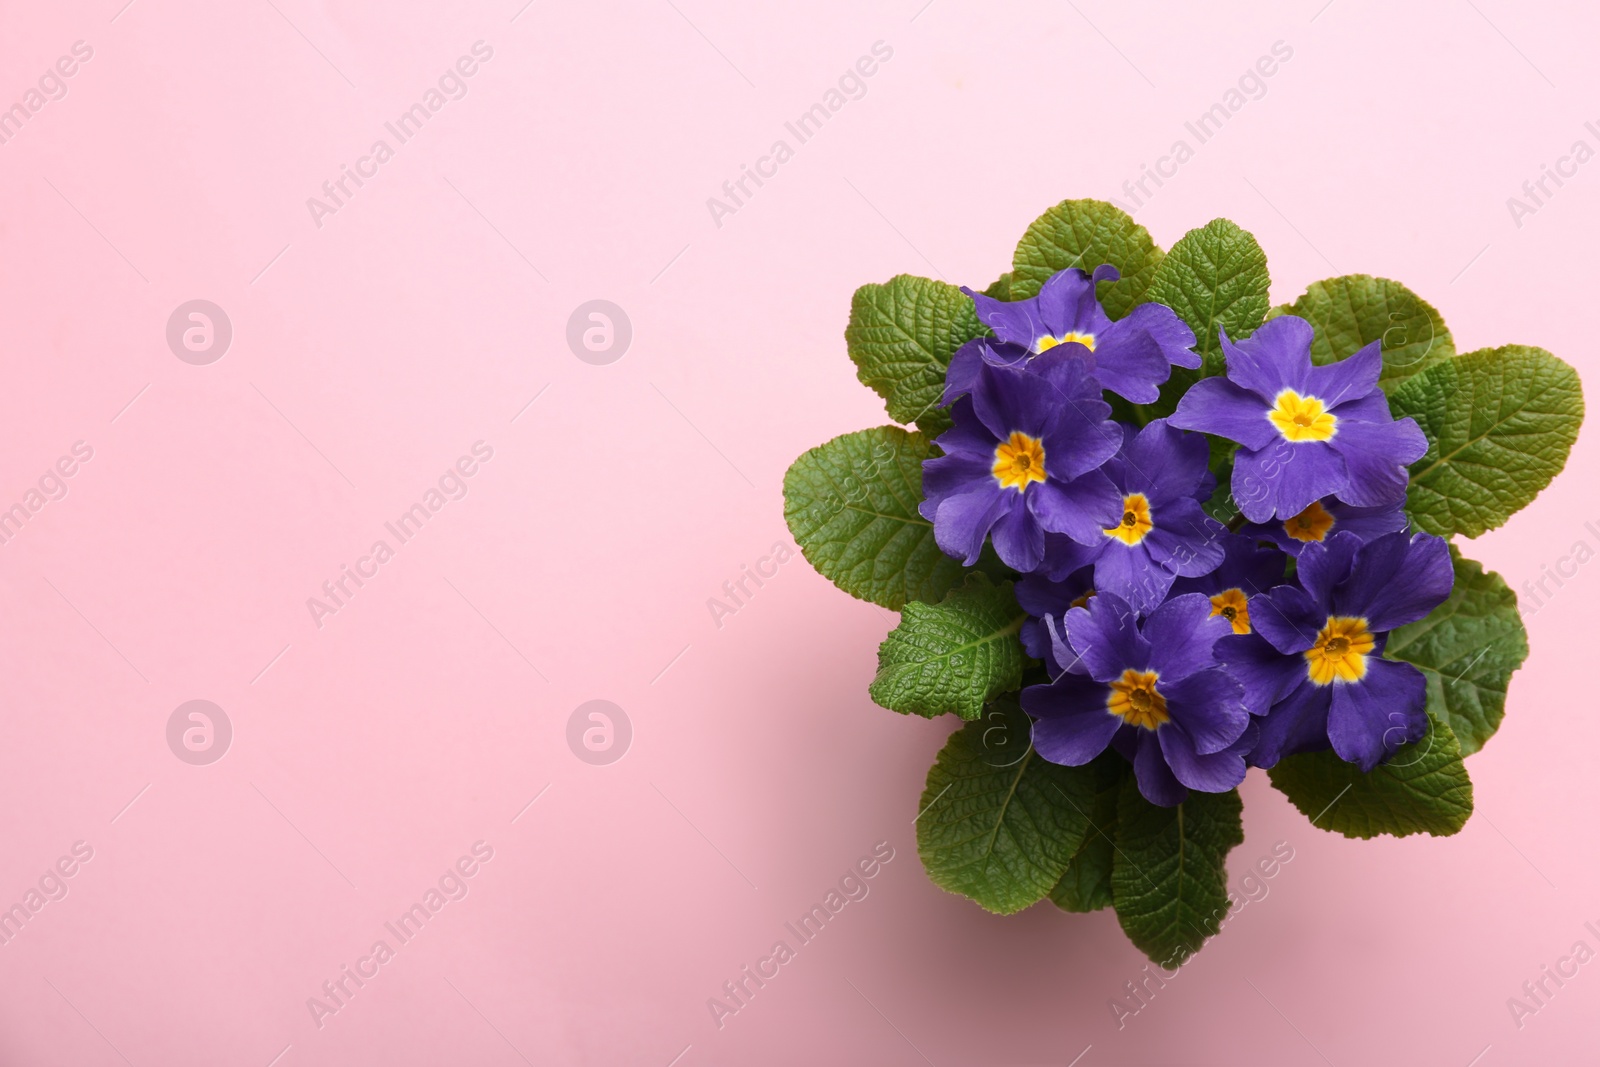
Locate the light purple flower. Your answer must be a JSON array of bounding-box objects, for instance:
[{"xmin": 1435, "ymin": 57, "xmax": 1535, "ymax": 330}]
[{"xmin": 1169, "ymin": 316, "xmax": 1427, "ymax": 523}]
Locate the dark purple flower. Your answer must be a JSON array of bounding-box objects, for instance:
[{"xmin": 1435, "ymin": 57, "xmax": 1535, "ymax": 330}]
[
  {"xmin": 1216, "ymin": 530, "xmax": 1453, "ymax": 772},
  {"xmin": 1016, "ymin": 568, "xmax": 1095, "ymax": 676},
  {"xmin": 920, "ymin": 358, "xmax": 1122, "ymax": 572},
  {"xmin": 949, "ymin": 265, "xmax": 1200, "ymax": 404},
  {"xmin": 943, "ymin": 336, "xmax": 1032, "ymax": 408},
  {"xmin": 1022, "ymin": 591, "xmax": 1253, "ymax": 807},
  {"xmin": 1168, "ymin": 316, "xmax": 1428, "ymax": 524},
  {"xmin": 1040, "ymin": 419, "xmax": 1226, "ymax": 614},
  {"xmin": 1171, "ymin": 533, "xmax": 1288, "ymax": 636},
  {"xmin": 1241, "ymin": 495, "xmax": 1409, "ymax": 557}
]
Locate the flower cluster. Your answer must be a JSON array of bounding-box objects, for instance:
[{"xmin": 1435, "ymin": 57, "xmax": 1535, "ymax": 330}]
[{"xmin": 922, "ymin": 267, "xmax": 1451, "ymax": 806}]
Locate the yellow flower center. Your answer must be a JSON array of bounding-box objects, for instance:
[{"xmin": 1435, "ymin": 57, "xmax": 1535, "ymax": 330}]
[
  {"xmin": 1108, "ymin": 669, "xmax": 1168, "ymax": 730},
  {"xmin": 1284, "ymin": 500, "xmax": 1336, "ymax": 543},
  {"xmin": 992, "ymin": 432, "xmax": 1047, "ymax": 491},
  {"xmin": 1103, "ymin": 493, "xmax": 1154, "ymax": 546},
  {"xmin": 1209, "ymin": 588, "xmax": 1252, "ymax": 634},
  {"xmin": 1267, "ymin": 390, "xmax": 1337, "ymax": 443},
  {"xmin": 1035, "ymin": 331, "xmax": 1097, "ymax": 354},
  {"xmin": 1070, "ymin": 589, "xmax": 1096, "ymax": 610},
  {"xmin": 1305, "ymin": 616, "xmax": 1376, "ymax": 685}
]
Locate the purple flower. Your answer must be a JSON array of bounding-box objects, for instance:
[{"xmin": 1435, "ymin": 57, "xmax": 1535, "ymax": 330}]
[
  {"xmin": 1016, "ymin": 568, "xmax": 1095, "ymax": 676},
  {"xmin": 1216, "ymin": 530, "xmax": 1453, "ymax": 772},
  {"xmin": 949, "ymin": 265, "xmax": 1200, "ymax": 404},
  {"xmin": 1040, "ymin": 419, "xmax": 1226, "ymax": 614},
  {"xmin": 920, "ymin": 357, "xmax": 1122, "ymax": 572},
  {"xmin": 1241, "ymin": 495, "xmax": 1408, "ymax": 557},
  {"xmin": 1171, "ymin": 533, "xmax": 1288, "ymax": 636},
  {"xmin": 1168, "ymin": 316, "xmax": 1428, "ymax": 523},
  {"xmin": 1022, "ymin": 592, "xmax": 1253, "ymax": 807}
]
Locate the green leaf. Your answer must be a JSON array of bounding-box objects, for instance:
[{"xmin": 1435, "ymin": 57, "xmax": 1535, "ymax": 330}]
[
  {"xmin": 846, "ymin": 275, "xmax": 985, "ymax": 439},
  {"xmin": 1200, "ymin": 438, "xmax": 1241, "ymax": 524},
  {"xmin": 1144, "ymin": 218, "xmax": 1271, "ymax": 373},
  {"xmin": 1268, "ymin": 705, "xmax": 1474, "ymax": 839},
  {"xmin": 1049, "ymin": 754, "xmax": 1125, "ymax": 913},
  {"xmin": 870, "ymin": 575, "xmax": 1029, "ymax": 720},
  {"xmin": 783, "ymin": 426, "xmax": 966, "ymax": 610},
  {"xmin": 1268, "ymin": 275, "xmax": 1454, "ymax": 392},
  {"xmin": 1386, "ymin": 547, "xmax": 1528, "ymax": 755},
  {"xmin": 982, "ymin": 273, "xmax": 1012, "ymax": 300},
  {"xmin": 917, "ymin": 698, "xmax": 1098, "ymax": 914},
  {"xmin": 1390, "ymin": 345, "xmax": 1584, "ymax": 537},
  {"xmin": 1011, "ymin": 200, "xmax": 1162, "ymax": 319},
  {"xmin": 1111, "ymin": 781, "xmax": 1243, "ymax": 968}
]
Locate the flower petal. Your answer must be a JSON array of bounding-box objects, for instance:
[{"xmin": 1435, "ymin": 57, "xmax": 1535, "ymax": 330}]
[
  {"xmin": 1142, "ymin": 592, "xmax": 1230, "ymax": 683},
  {"xmin": 1172, "ymin": 534, "xmax": 1287, "ymax": 599},
  {"xmin": 1293, "ymin": 531, "xmax": 1361, "ymax": 607},
  {"xmin": 990, "ymin": 496, "xmax": 1046, "ymax": 571},
  {"xmin": 1249, "ymin": 585, "xmax": 1324, "ymax": 655},
  {"xmin": 1161, "ymin": 667, "xmax": 1249, "ymax": 755},
  {"xmin": 1144, "ymin": 498, "xmax": 1227, "ymax": 577},
  {"xmin": 1024, "ymin": 674, "xmax": 1121, "ymax": 765},
  {"xmin": 1134, "ymin": 730, "xmax": 1190, "ymax": 806},
  {"xmin": 1015, "ymin": 568, "xmax": 1094, "ymax": 620},
  {"xmin": 1169, "ymin": 377, "xmax": 1278, "ymax": 451},
  {"xmin": 1041, "ymin": 532, "xmax": 1107, "ymax": 580},
  {"xmin": 1080, "ymin": 325, "xmax": 1171, "ymax": 403},
  {"xmin": 919, "ymin": 447, "xmax": 992, "ymax": 519},
  {"xmin": 1243, "ymin": 496, "xmax": 1407, "ymax": 557},
  {"xmin": 1327, "ymin": 658, "xmax": 1427, "ymax": 772},
  {"xmin": 1215, "ymin": 632, "xmax": 1305, "ymax": 716},
  {"xmin": 1031, "ymin": 469, "xmax": 1123, "ymax": 544},
  {"xmin": 1231, "ymin": 439, "xmax": 1349, "ymax": 523},
  {"xmin": 927, "ymin": 398, "xmax": 996, "ymax": 460},
  {"xmin": 1220, "ymin": 316, "xmax": 1313, "ymax": 401},
  {"xmin": 1332, "ymin": 531, "xmax": 1454, "ymax": 632},
  {"xmin": 1035, "ymin": 267, "xmax": 1112, "ymax": 339},
  {"xmin": 1304, "ymin": 339, "xmax": 1382, "ymax": 410},
  {"xmin": 1246, "ymin": 677, "xmax": 1333, "ymax": 768},
  {"xmin": 1320, "ymin": 500, "xmax": 1410, "ymax": 548},
  {"xmin": 1093, "ymin": 541, "xmax": 1178, "ymax": 616},
  {"xmin": 1328, "ymin": 415, "xmax": 1428, "ymax": 508},
  {"xmin": 1119, "ymin": 419, "xmax": 1212, "ymax": 504},
  {"xmin": 970, "ymin": 361, "xmax": 1054, "ymax": 440},
  {"xmin": 1108, "ymin": 301, "xmax": 1200, "ymax": 369},
  {"xmin": 1159, "ymin": 720, "xmax": 1249, "ymax": 793},
  {"xmin": 1064, "ymin": 591, "xmax": 1150, "ymax": 682},
  {"xmin": 1035, "ymin": 381, "xmax": 1120, "ymax": 480},
  {"xmin": 943, "ymin": 338, "xmax": 1029, "ymax": 405},
  {"xmin": 931, "ymin": 489, "xmax": 1011, "ymax": 566},
  {"xmin": 963, "ymin": 287, "xmax": 1052, "ymax": 350}
]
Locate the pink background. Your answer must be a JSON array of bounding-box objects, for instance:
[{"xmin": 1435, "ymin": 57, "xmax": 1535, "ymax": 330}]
[{"xmin": 1, "ymin": 0, "xmax": 1596, "ymax": 1063}]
